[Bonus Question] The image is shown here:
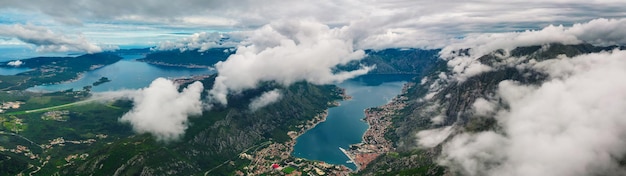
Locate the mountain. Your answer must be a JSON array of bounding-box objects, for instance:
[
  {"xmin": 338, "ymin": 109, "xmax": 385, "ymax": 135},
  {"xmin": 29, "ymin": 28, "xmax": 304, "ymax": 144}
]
[
  {"xmin": 340, "ymin": 49, "xmax": 441, "ymax": 74},
  {"xmin": 137, "ymin": 48, "xmax": 234, "ymax": 68},
  {"xmin": 0, "ymin": 48, "xmax": 442, "ymax": 175},
  {"xmin": 137, "ymin": 48, "xmax": 441, "ymax": 75},
  {"xmin": 358, "ymin": 43, "xmax": 626, "ymax": 175},
  {"xmin": 53, "ymin": 77, "xmax": 345, "ymax": 175},
  {"xmin": 4, "ymin": 44, "xmax": 621, "ymax": 175},
  {"xmin": 0, "ymin": 53, "xmax": 122, "ymax": 90}
]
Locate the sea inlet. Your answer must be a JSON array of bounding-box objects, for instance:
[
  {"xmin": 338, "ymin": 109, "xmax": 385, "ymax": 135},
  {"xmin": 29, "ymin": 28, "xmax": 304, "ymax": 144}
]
[{"xmin": 292, "ymin": 74, "xmax": 413, "ymax": 171}]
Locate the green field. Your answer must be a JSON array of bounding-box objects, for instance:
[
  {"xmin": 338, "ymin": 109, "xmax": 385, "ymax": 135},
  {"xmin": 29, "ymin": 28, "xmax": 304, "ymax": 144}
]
[{"xmin": 282, "ymin": 166, "xmax": 296, "ymax": 174}]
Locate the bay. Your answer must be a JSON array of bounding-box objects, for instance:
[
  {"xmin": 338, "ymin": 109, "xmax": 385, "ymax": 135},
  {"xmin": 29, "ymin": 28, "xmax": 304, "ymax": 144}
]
[
  {"xmin": 292, "ymin": 74, "xmax": 413, "ymax": 170},
  {"xmin": 27, "ymin": 54, "xmax": 215, "ymax": 92}
]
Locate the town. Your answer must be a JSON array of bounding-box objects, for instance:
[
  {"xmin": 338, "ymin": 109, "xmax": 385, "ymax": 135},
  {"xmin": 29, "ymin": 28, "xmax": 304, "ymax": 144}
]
[
  {"xmin": 225, "ymin": 84, "xmax": 412, "ymax": 175},
  {"xmin": 0, "ymin": 101, "xmax": 24, "ymax": 113},
  {"xmin": 344, "ymin": 83, "xmax": 414, "ymax": 170}
]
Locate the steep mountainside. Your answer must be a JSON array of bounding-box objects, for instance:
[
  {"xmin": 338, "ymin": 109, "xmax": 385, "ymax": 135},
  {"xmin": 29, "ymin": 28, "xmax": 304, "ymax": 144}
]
[
  {"xmin": 360, "ymin": 43, "xmax": 626, "ymax": 175},
  {"xmin": 57, "ymin": 76, "xmax": 345, "ymax": 175},
  {"xmin": 340, "ymin": 49, "xmax": 441, "ymax": 74},
  {"xmin": 138, "ymin": 48, "xmax": 441, "ymax": 75}
]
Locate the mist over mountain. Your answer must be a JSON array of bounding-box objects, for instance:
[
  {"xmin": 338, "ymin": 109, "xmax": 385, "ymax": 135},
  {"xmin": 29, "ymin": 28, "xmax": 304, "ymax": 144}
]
[{"xmin": 360, "ymin": 20, "xmax": 626, "ymax": 175}]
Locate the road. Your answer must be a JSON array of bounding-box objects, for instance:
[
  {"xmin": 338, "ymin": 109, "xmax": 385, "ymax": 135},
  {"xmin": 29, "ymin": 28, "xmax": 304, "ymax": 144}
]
[
  {"xmin": 6, "ymin": 98, "xmax": 101, "ymax": 115},
  {"xmin": 204, "ymin": 141, "xmax": 272, "ymax": 176},
  {"xmin": 0, "ymin": 131, "xmax": 42, "ymax": 148}
]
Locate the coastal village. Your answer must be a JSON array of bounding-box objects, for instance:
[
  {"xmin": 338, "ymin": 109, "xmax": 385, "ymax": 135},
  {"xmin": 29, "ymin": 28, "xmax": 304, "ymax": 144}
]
[
  {"xmin": 344, "ymin": 83, "xmax": 414, "ymax": 170},
  {"xmin": 1, "ymin": 76, "xmax": 412, "ymax": 175},
  {"xmin": 223, "ymin": 84, "xmax": 413, "ymax": 175},
  {"xmin": 235, "ymin": 111, "xmax": 352, "ymax": 176}
]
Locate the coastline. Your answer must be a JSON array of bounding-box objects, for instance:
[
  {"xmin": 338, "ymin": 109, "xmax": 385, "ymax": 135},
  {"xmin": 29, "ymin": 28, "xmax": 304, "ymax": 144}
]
[
  {"xmin": 339, "ymin": 147, "xmax": 360, "ymax": 171},
  {"xmin": 242, "ymin": 95, "xmax": 354, "ymax": 175},
  {"xmin": 137, "ymin": 60, "xmax": 211, "ymax": 68},
  {"xmin": 48, "ymin": 72, "xmax": 85, "ymax": 85},
  {"xmin": 344, "ymin": 82, "xmax": 414, "ymax": 171},
  {"xmin": 289, "ymin": 109, "xmax": 329, "ymax": 140}
]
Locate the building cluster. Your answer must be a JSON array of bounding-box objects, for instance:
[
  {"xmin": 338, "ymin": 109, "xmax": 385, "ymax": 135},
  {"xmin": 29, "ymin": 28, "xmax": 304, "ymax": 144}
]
[
  {"xmin": 41, "ymin": 110, "xmax": 70, "ymax": 121},
  {"xmin": 235, "ymin": 110, "xmax": 352, "ymax": 175},
  {"xmin": 64, "ymin": 153, "xmax": 89, "ymax": 163},
  {"xmin": 0, "ymin": 145, "xmax": 39, "ymax": 160},
  {"xmin": 0, "ymin": 101, "xmax": 24, "ymax": 113},
  {"xmin": 43, "ymin": 137, "xmax": 98, "ymax": 149},
  {"xmin": 0, "ymin": 132, "xmax": 105, "ymax": 175},
  {"xmin": 242, "ymin": 151, "xmax": 350, "ymax": 176},
  {"xmin": 345, "ymin": 84, "xmax": 411, "ymax": 170},
  {"xmin": 1, "ymin": 116, "xmax": 26, "ymax": 133}
]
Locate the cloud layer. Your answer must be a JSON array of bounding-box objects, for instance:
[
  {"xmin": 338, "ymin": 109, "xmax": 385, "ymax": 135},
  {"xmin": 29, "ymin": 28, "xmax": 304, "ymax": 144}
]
[
  {"xmin": 208, "ymin": 20, "xmax": 372, "ymax": 105},
  {"xmin": 117, "ymin": 78, "xmax": 204, "ymax": 141},
  {"xmin": 0, "ymin": 24, "xmax": 103, "ymax": 53},
  {"xmin": 441, "ymin": 18, "xmax": 626, "ymax": 82},
  {"xmin": 2, "ymin": 1, "xmax": 626, "ymax": 49},
  {"xmin": 440, "ymin": 50, "xmax": 626, "ymax": 176},
  {"xmin": 154, "ymin": 32, "xmax": 244, "ymax": 52}
]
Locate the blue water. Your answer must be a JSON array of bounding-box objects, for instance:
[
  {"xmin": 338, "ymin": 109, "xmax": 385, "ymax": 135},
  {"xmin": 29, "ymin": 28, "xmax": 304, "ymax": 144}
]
[
  {"xmin": 292, "ymin": 74, "xmax": 412, "ymax": 170},
  {"xmin": 27, "ymin": 54, "xmax": 214, "ymax": 92},
  {"xmin": 0, "ymin": 67, "xmax": 31, "ymax": 75}
]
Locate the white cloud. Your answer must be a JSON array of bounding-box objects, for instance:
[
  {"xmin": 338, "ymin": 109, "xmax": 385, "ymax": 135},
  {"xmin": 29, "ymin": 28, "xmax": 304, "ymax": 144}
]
[
  {"xmin": 3, "ymin": 1, "xmax": 626, "ymax": 50},
  {"xmin": 441, "ymin": 18, "xmax": 626, "ymax": 82},
  {"xmin": 7, "ymin": 60, "xmax": 23, "ymax": 66},
  {"xmin": 0, "ymin": 24, "xmax": 104, "ymax": 53},
  {"xmin": 567, "ymin": 18, "xmax": 626, "ymax": 46},
  {"xmin": 249, "ymin": 89, "xmax": 282, "ymax": 111},
  {"xmin": 430, "ymin": 115, "xmax": 445, "ymax": 125},
  {"xmin": 441, "ymin": 18, "xmax": 626, "ymax": 59},
  {"xmin": 416, "ymin": 126, "xmax": 454, "ymax": 148},
  {"xmin": 440, "ymin": 50, "xmax": 626, "ymax": 176},
  {"xmin": 117, "ymin": 78, "xmax": 204, "ymax": 141},
  {"xmin": 208, "ymin": 20, "xmax": 373, "ymax": 105},
  {"xmin": 446, "ymin": 56, "xmax": 494, "ymax": 82},
  {"xmin": 154, "ymin": 32, "xmax": 244, "ymax": 52},
  {"xmin": 472, "ymin": 98, "xmax": 497, "ymax": 116},
  {"xmin": 439, "ymin": 131, "xmax": 508, "ymax": 176}
]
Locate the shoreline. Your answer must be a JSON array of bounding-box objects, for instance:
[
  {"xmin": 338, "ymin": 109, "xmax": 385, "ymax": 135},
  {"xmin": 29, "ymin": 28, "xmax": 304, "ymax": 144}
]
[
  {"xmin": 344, "ymin": 82, "xmax": 414, "ymax": 171},
  {"xmin": 137, "ymin": 60, "xmax": 211, "ymax": 68},
  {"xmin": 289, "ymin": 109, "xmax": 329, "ymax": 140},
  {"xmin": 42, "ymin": 72, "xmax": 85, "ymax": 86},
  {"xmin": 243, "ymin": 95, "xmax": 354, "ymax": 175},
  {"xmin": 339, "ymin": 147, "xmax": 360, "ymax": 171}
]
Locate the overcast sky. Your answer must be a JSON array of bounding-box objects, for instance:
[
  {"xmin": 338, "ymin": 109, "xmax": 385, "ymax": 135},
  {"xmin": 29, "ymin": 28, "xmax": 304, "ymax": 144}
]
[{"xmin": 1, "ymin": 0, "xmax": 625, "ymax": 50}]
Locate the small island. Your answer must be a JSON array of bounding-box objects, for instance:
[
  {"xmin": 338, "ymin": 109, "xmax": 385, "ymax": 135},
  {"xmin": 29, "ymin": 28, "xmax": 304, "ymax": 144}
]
[{"xmin": 92, "ymin": 77, "xmax": 111, "ymax": 86}]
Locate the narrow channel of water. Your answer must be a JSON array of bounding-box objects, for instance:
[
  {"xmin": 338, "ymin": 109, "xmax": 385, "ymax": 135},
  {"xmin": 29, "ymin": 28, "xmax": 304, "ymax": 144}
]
[
  {"xmin": 27, "ymin": 54, "xmax": 214, "ymax": 92},
  {"xmin": 292, "ymin": 74, "xmax": 413, "ymax": 170}
]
